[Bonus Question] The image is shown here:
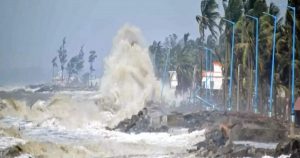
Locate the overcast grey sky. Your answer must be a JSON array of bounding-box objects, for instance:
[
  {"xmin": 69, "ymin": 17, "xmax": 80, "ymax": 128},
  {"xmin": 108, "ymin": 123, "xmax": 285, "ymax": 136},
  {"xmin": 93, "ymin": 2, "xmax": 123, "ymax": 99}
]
[
  {"xmin": 0, "ymin": 0, "xmax": 205, "ymax": 85},
  {"xmin": 0, "ymin": 0, "xmax": 286, "ymax": 85}
]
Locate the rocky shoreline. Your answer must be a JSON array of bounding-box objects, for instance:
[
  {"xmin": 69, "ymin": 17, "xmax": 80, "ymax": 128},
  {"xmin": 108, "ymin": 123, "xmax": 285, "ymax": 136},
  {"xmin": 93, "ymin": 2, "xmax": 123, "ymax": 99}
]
[
  {"xmin": 113, "ymin": 106, "xmax": 293, "ymax": 157},
  {"xmin": 0, "ymin": 87, "xmax": 297, "ymax": 157}
]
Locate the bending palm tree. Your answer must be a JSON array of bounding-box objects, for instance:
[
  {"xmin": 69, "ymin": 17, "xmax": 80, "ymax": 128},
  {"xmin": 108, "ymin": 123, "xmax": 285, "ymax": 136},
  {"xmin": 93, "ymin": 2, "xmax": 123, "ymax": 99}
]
[{"xmin": 196, "ymin": 0, "xmax": 220, "ymax": 42}]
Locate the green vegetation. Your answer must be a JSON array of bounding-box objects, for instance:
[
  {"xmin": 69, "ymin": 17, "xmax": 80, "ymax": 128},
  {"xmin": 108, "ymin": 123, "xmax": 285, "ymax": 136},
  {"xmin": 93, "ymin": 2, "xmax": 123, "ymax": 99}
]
[
  {"xmin": 51, "ymin": 56, "xmax": 58, "ymax": 80},
  {"xmin": 88, "ymin": 50, "xmax": 97, "ymax": 76},
  {"xmin": 66, "ymin": 45, "xmax": 85, "ymax": 83},
  {"xmin": 57, "ymin": 37, "xmax": 67, "ymax": 81},
  {"xmin": 52, "ymin": 38, "xmax": 97, "ymax": 87},
  {"xmin": 149, "ymin": 0, "xmax": 300, "ymax": 117}
]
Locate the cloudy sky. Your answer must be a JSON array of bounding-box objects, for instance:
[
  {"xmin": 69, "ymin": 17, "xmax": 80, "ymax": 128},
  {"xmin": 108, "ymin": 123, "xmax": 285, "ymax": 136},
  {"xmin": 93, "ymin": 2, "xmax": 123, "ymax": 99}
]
[{"xmin": 0, "ymin": 0, "xmax": 286, "ymax": 85}]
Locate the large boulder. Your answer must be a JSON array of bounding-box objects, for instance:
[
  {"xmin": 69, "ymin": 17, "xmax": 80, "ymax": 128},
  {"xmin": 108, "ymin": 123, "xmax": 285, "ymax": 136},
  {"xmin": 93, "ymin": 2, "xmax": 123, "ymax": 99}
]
[{"xmin": 275, "ymin": 139, "xmax": 300, "ymax": 157}]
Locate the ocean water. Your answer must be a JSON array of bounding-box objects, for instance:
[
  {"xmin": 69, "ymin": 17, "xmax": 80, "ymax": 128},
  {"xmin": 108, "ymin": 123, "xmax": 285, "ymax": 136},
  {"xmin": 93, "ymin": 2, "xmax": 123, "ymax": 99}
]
[{"xmin": 0, "ymin": 24, "xmax": 195, "ymax": 157}]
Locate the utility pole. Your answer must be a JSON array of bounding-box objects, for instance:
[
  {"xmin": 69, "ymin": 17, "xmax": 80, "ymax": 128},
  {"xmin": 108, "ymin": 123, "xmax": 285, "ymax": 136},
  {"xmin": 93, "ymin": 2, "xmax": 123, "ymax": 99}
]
[
  {"xmin": 222, "ymin": 18, "xmax": 236, "ymax": 111},
  {"xmin": 263, "ymin": 12, "xmax": 277, "ymax": 118},
  {"xmin": 287, "ymin": 5, "xmax": 296, "ymax": 137},
  {"xmin": 245, "ymin": 14, "xmax": 259, "ymax": 113},
  {"xmin": 237, "ymin": 64, "xmax": 240, "ymax": 112}
]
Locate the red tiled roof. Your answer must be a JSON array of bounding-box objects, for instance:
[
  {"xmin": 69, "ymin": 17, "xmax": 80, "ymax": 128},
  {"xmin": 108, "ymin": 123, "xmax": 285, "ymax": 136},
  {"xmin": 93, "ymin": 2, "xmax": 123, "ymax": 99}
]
[
  {"xmin": 213, "ymin": 61, "xmax": 222, "ymax": 67},
  {"xmin": 295, "ymin": 97, "xmax": 300, "ymax": 111}
]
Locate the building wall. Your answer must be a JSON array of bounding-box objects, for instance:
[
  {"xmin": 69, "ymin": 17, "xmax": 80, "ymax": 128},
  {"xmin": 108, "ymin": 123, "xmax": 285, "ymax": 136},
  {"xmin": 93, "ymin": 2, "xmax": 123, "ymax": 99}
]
[
  {"xmin": 202, "ymin": 63, "xmax": 223, "ymax": 90},
  {"xmin": 168, "ymin": 71, "xmax": 178, "ymax": 89}
]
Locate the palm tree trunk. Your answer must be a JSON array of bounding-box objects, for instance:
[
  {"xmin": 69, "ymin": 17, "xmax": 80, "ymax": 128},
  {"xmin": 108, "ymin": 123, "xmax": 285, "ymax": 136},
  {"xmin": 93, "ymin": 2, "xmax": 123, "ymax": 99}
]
[
  {"xmin": 68, "ymin": 73, "xmax": 71, "ymax": 85},
  {"xmin": 260, "ymin": 80, "xmax": 265, "ymax": 114},
  {"xmin": 52, "ymin": 66, "xmax": 54, "ymax": 81},
  {"xmin": 259, "ymin": 80, "xmax": 263, "ymax": 114},
  {"xmin": 199, "ymin": 53, "xmax": 203, "ymax": 88},
  {"xmin": 287, "ymin": 68, "xmax": 292, "ymax": 121},
  {"xmin": 274, "ymin": 84, "xmax": 277, "ymax": 119},
  {"xmin": 61, "ymin": 68, "xmax": 64, "ymax": 82},
  {"xmin": 247, "ymin": 51, "xmax": 253, "ymax": 112}
]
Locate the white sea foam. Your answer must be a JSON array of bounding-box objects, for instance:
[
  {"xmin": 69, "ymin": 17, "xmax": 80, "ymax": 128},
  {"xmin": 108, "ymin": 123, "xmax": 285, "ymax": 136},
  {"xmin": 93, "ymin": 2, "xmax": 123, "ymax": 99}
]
[
  {"xmin": 98, "ymin": 24, "xmax": 165, "ymax": 127},
  {"xmin": 0, "ymin": 25, "xmax": 185, "ymax": 157}
]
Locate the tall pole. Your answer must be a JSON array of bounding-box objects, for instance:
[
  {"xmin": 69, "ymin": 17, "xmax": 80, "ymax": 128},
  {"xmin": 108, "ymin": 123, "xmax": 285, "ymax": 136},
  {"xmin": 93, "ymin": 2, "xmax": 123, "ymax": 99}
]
[
  {"xmin": 161, "ymin": 48, "xmax": 170, "ymax": 101},
  {"xmin": 223, "ymin": 18, "xmax": 235, "ymax": 111},
  {"xmin": 210, "ymin": 52, "xmax": 213, "ymax": 98},
  {"xmin": 205, "ymin": 48, "xmax": 209, "ymax": 99},
  {"xmin": 237, "ymin": 64, "xmax": 240, "ymax": 112},
  {"xmin": 245, "ymin": 14, "xmax": 259, "ymax": 113},
  {"xmin": 263, "ymin": 12, "xmax": 277, "ymax": 117},
  {"xmin": 287, "ymin": 6, "xmax": 296, "ymax": 134},
  {"xmin": 200, "ymin": 46, "xmax": 214, "ymax": 101}
]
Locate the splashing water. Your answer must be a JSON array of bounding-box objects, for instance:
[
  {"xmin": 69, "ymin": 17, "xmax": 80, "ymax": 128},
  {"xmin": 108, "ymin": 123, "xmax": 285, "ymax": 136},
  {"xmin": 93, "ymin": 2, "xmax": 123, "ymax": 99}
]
[
  {"xmin": 0, "ymin": 24, "xmax": 195, "ymax": 157},
  {"xmin": 0, "ymin": 24, "xmax": 173, "ymax": 129},
  {"xmin": 98, "ymin": 24, "xmax": 162, "ymax": 127}
]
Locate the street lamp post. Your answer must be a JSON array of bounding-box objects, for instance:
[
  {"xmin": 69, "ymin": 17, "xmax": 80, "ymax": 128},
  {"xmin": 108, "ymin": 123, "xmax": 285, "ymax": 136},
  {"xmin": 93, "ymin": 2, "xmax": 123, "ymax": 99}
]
[
  {"xmin": 287, "ymin": 5, "xmax": 296, "ymax": 129},
  {"xmin": 263, "ymin": 12, "xmax": 277, "ymax": 117},
  {"xmin": 205, "ymin": 47, "xmax": 209, "ymax": 99},
  {"xmin": 210, "ymin": 52, "xmax": 213, "ymax": 98},
  {"xmin": 245, "ymin": 14, "xmax": 259, "ymax": 113},
  {"xmin": 223, "ymin": 18, "xmax": 235, "ymax": 111},
  {"xmin": 200, "ymin": 46, "xmax": 214, "ymax": 100}
]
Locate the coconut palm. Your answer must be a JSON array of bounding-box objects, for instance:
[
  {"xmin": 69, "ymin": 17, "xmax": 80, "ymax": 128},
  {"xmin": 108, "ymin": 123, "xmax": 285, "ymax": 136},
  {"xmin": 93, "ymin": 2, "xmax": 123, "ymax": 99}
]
[
  {"xmin": 51, "ymin": 57, "xmax": 58, "ymax": 80},
  {"xmin": 286, "ymin": 0, "xmax": 300, "ymax": 97},
  {"xmin": 76, "ymin": 45, "xmax": 85, "ymax": 73},
  {"xmin": 58, "ymin": 37, "xmax": 67, "ymax": 81},
  {"xmin": 175, "ymin": 33, "xmax": 199, "ymax": 95},
  {"xmin": 66, "ymin": 45, "xmax": 85, "ymax": 84},
  {"xmin": 149, "ymin": 40, "xmax": 165, "ymax": 77},
  {"xmin": 88, "ymin": 50, "xmax": 97, "ymax": 75},
  {"xmin": 196, "ymin": 0, "xmax": 220, "ymax": 42}
]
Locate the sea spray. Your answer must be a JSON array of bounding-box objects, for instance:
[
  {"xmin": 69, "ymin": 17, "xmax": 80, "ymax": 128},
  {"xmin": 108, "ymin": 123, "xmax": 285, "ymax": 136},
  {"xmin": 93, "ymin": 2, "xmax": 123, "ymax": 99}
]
[
  {"xmin": 99, "ymin": 24, "xmax": 162, "ymax": 127},
  {"xmin": 0, "ymin": 24, "xmax": 176, "ymax": 130}
]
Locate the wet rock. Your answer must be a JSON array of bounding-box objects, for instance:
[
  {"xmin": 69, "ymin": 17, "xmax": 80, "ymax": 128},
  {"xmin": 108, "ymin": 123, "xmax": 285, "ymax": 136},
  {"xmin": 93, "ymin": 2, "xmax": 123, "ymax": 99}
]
[
  {"xmin": 113, "ymin": 108, "xmax": 153, "ymax": 133},
  {"xmin": 275, "ymin": 139, "xmax": 300, "ymax": 157},
  {"xmin": 0, "ymin": 101, "xmax": 7, "ymax": 111},
  {"xmin": 230, "ymin": 145, "xmax": 249, "ymax": 157},
  {"xmin": 0, "ymin": 137, "xmax": 26, "ymax": 158},
  {"xmin": 207, "ymin": 150, "xmax": 214, "ymax": 157},
  {"xmin": 248, "ymin": 147, "xmax": 256, "ymax": 156},
  {"xmin": 193, "ymin": 127, "xmax": 230, "ymax": 157}
]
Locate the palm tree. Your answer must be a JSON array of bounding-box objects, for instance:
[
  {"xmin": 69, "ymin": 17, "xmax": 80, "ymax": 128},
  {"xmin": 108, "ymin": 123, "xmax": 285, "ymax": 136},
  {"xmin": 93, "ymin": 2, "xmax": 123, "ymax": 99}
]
[
  {"xmin": 66, "ymin": 56, "xmax": 78, "ymax": 83},
  {"xmin": 221, "ymin": 0, "xmax": 243, "ymax": 108},
  {"xmin": 222, "ymin": 0, "xmax": 275, "ymax": 112},
  {"xmin": 286, "ymin": 0, "xmax": 300, "ymax": 98},
  {"xmin": 66, "ymin": 45, "xmax": 85, "ymax": 84},
  {"xmin": 58, "ymin": 37, "xmax": 67, "ymax": 81},
  {"xmin": 51, "ymin": 57, "xmax": 58, "ymax": 80},
  {"xmin": 175, "ymin": 33, "xmax": 198, "ymax": 95},
  {"xmin": 76, "ymin": 45, "xmax": 85, "ymax": 74},
  {"xmin": 195, "ymin": 0, "xmax": 220, "ymax": 100},
  {"xmin": 244, "ymin": 0, "xmax": 268, "ymax": 17},
  {"xmin": 234, "ymin": 17, "xmax": 254, "ymax": 111},
  {"xmin": 88, "ymin": 50, "xmax": 97, "ymax": 86},
  {"xmin": 196, "ymin": 0, "xmax": 220, "ymax": 42},
  {"xmin": 149, "ymin": 40, "xmax": 165, "ymax": 77}
]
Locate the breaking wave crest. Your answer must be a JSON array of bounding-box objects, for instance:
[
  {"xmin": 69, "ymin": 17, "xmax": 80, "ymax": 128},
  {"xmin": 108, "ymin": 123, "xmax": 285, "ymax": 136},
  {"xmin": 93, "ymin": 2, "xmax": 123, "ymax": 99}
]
[
  {"xmin": 98, "ymin": 24, "xmax": 162, "ymax": 127},
  {"xmin": 0, "ymin": 24, "xmax": 169, "ymax": 129}
]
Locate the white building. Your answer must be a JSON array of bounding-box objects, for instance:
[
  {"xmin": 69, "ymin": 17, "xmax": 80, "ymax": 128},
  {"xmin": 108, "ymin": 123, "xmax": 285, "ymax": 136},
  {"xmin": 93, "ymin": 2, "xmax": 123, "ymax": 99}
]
[
  {"xmin": 202, "ymin": 62, "xmax": 223, "ymax": 90},
  {"xmin": 88, "ymin": 74, "xmax": 100, "ymax": 87},
  {"xmin": 168, "ymin": 71, "xmax": 178, "ymax": 89}
]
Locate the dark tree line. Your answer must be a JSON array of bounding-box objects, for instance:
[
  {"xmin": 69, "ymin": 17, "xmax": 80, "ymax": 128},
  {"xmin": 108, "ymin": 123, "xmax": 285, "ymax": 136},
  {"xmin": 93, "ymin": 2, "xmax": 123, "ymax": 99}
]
[
  {"xmin": 149, "ymin": 0, "xmax": 300, "ymax": 118},
  {"xmin": 51, "ymin": 38, "xmax": 98, "ymax": 86}
]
